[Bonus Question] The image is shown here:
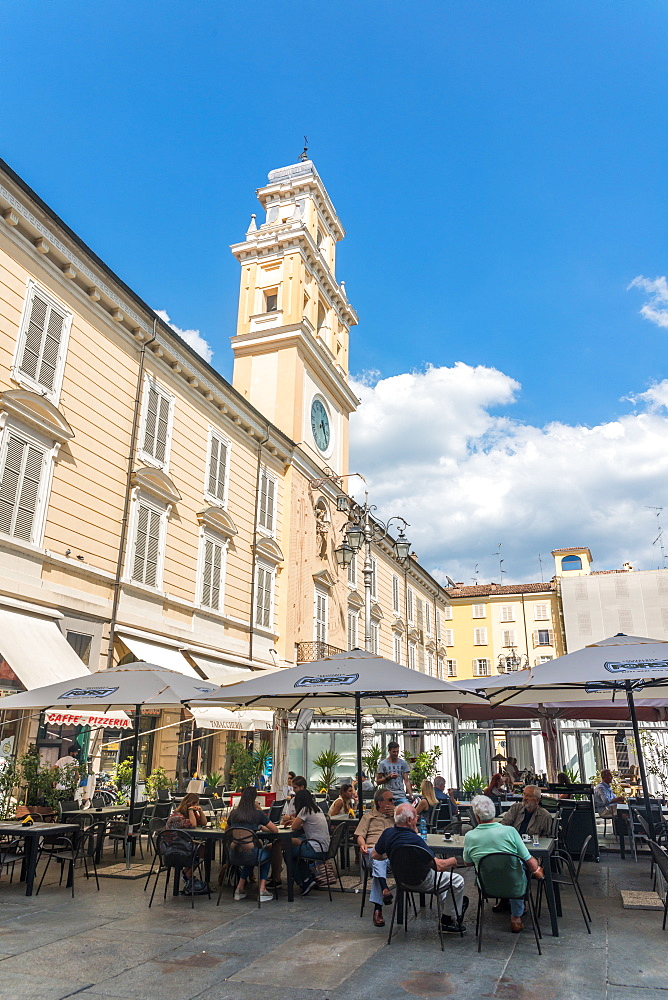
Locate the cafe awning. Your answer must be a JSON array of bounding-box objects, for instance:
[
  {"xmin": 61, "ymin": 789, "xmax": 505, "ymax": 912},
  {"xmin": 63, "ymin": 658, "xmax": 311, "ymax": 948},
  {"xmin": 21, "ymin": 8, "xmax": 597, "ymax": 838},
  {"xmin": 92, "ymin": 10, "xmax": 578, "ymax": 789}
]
[
  {"xmin": 189, "ymin": 706, "xmax": 273, "ymax": 732},
  {"xmin": 186, "ymin": 653, "xmax": 262, "ymax": 687},
  {"xmin": 0, "ymin": 605, "xmax": 88, "ymax": 689},
  {"xmin": 117, "ymin": 632, "xmax": 199, "ymax": 679},
  {"xmin": 43, "ymin": 709, "xmax": 132, "ymax": 730}
]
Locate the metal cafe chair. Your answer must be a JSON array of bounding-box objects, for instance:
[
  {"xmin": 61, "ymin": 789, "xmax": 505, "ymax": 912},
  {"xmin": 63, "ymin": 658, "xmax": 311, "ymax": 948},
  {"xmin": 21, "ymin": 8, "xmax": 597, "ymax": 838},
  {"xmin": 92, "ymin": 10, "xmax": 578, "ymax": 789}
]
[
  {"xmin": 0, "ymin": 838, "xmax": 24, "ymax": 883},
  {"xmin": 386, "ymin": 844, "xmax": 463, "ymax": 951},
  {"xmin": 36, "ymin": 822, "xmax": 105, "ymax": 898},
  {"xmin": 218, "ymin": 827, "xmax": 274, "ymax": 909},
  {"xmin": 537, "ymin": 834, "xmax": 592, "ymax": 933},
  {"xmin": 474, "ymin": 852, "xmax": 542, "ymax": 955},
  {"xmin": 143, "ymin": 818, "xmax": 167, "ymax": 890},
  {"xmin": 148, "ymin": 829, "xmax": 210, "ymax": 909},
  {"xmin": 647, "ymin": 841, "xmax": 668, "ymax": 931}
]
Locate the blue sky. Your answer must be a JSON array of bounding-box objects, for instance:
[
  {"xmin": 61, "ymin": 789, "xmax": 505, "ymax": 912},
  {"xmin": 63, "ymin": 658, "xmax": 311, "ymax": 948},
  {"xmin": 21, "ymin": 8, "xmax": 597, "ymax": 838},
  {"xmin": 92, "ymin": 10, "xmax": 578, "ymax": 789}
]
[{"xmin": 2, "ymin": 2, "xmax": 668, "ymax": 582}]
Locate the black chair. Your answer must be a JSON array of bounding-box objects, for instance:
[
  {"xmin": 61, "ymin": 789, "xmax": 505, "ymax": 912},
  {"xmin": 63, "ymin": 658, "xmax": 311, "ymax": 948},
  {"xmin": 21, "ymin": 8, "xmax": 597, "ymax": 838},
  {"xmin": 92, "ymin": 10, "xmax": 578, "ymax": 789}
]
[
  {"xmin": 386, "ymin": 844, "xmax": 463, "ymax": 951},
  {"xmin": 647, "ymin": 841, "xmax": 668, "ymax": 930},
  {"xmin": 148, "ymin": 829, "xmax": 210, "ymax": 909},
  {"xmin": 268, "ymin": 800, "xmax": 286, "ymax": 824},
  {"xmin": 36, "ymin": 822, "xmax": 105, "ymax": 898},
  {"xmin": 537, "ymin": 835, "xmax": 591, "ymax": 932},
  {"xmin": 58, "ymin": 800, "xmax": 79, "ymax": 819},
  {"xmin": 0, "ymin": 838, "xmax": 24, "ymax": 883},
  {"xmin": 107, "ymin": 805, "xmax": 146, "ymax": 859},
  {"xmin": 474, "ymin": 852, "xmax": 541, "ymax": 955},
  {"xmin": 302, "ymin": 822, "xmax": 348, "ymax": 900},
  {"xmin": 143, "ymin": 818, "xmax": 168, "ymax": 890},
  {"xmin": 157, "ymin": 789, "xmax": 171, "ymax": 801},
  {"xmin": 218, "ymin": 827, "xmax": 273, "ymax": 909},
  {"xmin": 428, "ymin": 801, "xmax": 454, "ymax": 833}
]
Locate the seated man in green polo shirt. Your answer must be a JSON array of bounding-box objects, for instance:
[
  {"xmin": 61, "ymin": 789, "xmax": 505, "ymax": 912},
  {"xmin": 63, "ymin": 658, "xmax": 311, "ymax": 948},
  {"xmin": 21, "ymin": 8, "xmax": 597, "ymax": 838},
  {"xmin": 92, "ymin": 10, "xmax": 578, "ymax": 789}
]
[{"xmin": 463, "ymin": 794, "xmax": 544, "ymax": 933}]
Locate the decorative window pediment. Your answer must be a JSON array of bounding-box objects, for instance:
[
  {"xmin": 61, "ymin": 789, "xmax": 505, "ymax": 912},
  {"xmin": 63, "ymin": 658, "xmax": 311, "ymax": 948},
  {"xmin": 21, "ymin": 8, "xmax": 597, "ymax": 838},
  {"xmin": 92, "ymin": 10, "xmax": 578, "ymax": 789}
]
[
  {"xmin": 371, "ymin": 602, "xmax": 383, "ymax": 621},
  {"xmin": 0, "ymin": 389, "xmax": 73, "ymax": 444},
  {"xmin": 392, "ymin": 616, "xmax": 405, "ymax": 632},
  {"xmin": 408, "ymin": 626, "xmax": 421, "ymax": 643},
  {"xmin": 131, "ymin": 467, "xmax": 181, "ymax": 506},
  {"xmin": 312, "ymin": 568, "xmax": 336, "ymax": 590},
  {"xmin": 197, "ymin": 506, "xmax": 238, "ymax": 539},
  {"xmin": 255, "ymin": 536, "xmax": 284, "ymax": 565},
  {"xmin": 425, "ymin": 637, "xmax": 436, "ymax": 653},
  {"xmin": 347, "ymin": 589, "xmax": 364, "ymax": 610}
]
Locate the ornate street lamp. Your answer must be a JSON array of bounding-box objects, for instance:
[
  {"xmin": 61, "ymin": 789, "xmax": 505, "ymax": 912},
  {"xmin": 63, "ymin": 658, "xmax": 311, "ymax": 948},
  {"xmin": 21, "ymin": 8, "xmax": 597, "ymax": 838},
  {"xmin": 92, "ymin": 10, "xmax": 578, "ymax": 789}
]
[
  {"xmin": 334, "ymin": 540, "xmax": 354, "ymax": 568},
  {"xmin": 498, "ymin": 646, "xmax": 529, "ymax": 673}
]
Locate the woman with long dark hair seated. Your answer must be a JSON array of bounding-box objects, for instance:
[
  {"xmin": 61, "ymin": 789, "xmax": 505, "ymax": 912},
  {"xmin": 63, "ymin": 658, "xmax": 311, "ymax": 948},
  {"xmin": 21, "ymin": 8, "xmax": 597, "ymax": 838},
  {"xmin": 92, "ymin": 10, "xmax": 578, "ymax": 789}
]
[
  {"xmin": 289, "ymin": 788, "xmax": 331, "ymax": 895},
  {"xmin": 165, "ymin": 793, "xmax": 208, "ymax": 894},
  {"xmin": 227, "ymin": 786, "xmax": 279, "ymax": 903}
]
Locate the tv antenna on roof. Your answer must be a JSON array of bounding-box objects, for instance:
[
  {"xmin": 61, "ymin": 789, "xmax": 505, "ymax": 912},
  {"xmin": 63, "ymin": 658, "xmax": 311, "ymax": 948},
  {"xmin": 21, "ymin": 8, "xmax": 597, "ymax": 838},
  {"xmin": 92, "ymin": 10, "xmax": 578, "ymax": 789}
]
[
  {"xmin": 298, "ymin": 136, "xmax": 309, "ymax": 162},
  {"xmin": 538, "ymin": 552, "xmax": 544, "ymax": 583},
  {"xmin": 646, "ymin": 506, "xmax": 667, "ymax": 569},
  {"xmin": 492, "ymin": 543, "xmax": 506, "ymax": 581}
]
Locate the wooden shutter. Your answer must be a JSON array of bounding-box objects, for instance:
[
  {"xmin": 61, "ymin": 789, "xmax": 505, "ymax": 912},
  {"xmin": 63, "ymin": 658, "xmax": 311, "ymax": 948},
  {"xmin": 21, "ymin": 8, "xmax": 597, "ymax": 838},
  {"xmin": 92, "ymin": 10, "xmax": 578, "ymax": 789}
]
[
  {"xmin": 407, "ymin": 588, "xmax": 413, "ymax": 623},
  {"xmin": 132, "ymin": 502, "xmax": 161, "ymax": 586},
  {"xmin": 424, "ymin": 602, "xmax": 431, "ymax": 634},
  {"xmin": 474, "ymin": 627, "xmax": 487, "ymax": 645},
  {"xmin": 315, "ymin": 590, "xmax": 328, "ymax": 643},
  {"xmin": 393, "ymin": 634, "xmax": 402, "ymax": 662},
  {"xmin": 259, "ymin": 469, "xmax": 275, "ymax": 532},
  {"xmin": 142, "ymin": 384, "xmax": 171, "ymax": 464},
  {"xmin": 208, "ymin": 435, "xmax": 228, "ymax": 502},
  {"xmin": 369, "ymin": 556, "xmax": 377, "ymax": 597},
  {"xmin": 417, "ymin": 598, "xmax": 424, "ymax": 631},
  {"xmin": 443, "ymin": 628, "xmax": 454, "ymax": 646},
  {"xmin": 500, "ymin": 605, "xmax": 514, "ymax": 622},
  {"xmin": 392, "ymin": 575, "xmax": 400, "ymax": 612},
  {"xmin": 19, "ymin": 289, "xmax": 67, "ymax": 393},
  {"xmin": 443, "ymin": 606, "xmax": 452, "ymax": 620},
  {"xmin": 202, "ymin": 536, "xmax": 224, "ymax": 610},
  {"xmin": 447, "ymin": 659, "xmax": 457, "ymax": 677},
  {"xmin": 255, "ymin": 564, "xmax": 272, "ymax": 629},
  {"xmin": 472, "ymin": 604, "xmax": 485, "ymax": 618},
  {"xmin": 534, "ymin": 603, "xmax": 549, "ymax": 620},
  {"xmin": 348, "ymin": 554, "xmax": 357, "ymax": 587},
  {"xmin": 0, "ymin": 433, "xmax": 44, "ymax": 541},
  {"xmin": 348, "ymin": 611, "xmax": 358, "ymax": 650},
  {"xmin": 502, "ymin": 628, "xmax": 516, "ymax": 647}
]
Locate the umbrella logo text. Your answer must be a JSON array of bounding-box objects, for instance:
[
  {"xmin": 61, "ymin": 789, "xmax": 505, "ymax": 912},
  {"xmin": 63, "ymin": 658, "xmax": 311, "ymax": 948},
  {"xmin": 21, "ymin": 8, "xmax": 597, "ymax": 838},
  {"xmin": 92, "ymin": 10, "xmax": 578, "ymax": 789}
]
[
  {"xmin": 294, "ymin": 673, "xmax": 359, "ymax": 688},
  {"xmin": 604, "ymin": 660, "xmax": 668, "ymax": 674},
  {"xmin": 59, "ymin": 686, "xmax": 120, "ymax": 699}
]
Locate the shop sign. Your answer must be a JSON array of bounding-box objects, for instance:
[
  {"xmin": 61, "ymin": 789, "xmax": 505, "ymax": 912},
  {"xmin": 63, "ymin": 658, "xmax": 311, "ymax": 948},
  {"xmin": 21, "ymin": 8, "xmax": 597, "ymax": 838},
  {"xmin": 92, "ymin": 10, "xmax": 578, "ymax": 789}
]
[{"xmin": 44, "ymin": 711, "xmax": 132, "ymax": 730}]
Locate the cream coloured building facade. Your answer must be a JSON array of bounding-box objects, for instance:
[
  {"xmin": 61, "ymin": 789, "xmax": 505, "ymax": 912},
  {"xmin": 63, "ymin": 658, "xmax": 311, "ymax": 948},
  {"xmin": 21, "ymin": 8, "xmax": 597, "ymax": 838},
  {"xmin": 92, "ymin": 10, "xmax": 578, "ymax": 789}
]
[{"xmin": 0, "ymin": 156, "xmax": 453, "ymax": 783}]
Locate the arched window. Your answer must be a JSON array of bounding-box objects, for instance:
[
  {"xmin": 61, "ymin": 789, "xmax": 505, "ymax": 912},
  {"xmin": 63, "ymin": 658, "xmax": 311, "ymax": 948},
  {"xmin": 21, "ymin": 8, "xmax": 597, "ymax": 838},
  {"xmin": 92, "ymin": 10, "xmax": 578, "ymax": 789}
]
[{"xmin": 561, "ymin": 555, "xmax": 582, "ymax": 571}]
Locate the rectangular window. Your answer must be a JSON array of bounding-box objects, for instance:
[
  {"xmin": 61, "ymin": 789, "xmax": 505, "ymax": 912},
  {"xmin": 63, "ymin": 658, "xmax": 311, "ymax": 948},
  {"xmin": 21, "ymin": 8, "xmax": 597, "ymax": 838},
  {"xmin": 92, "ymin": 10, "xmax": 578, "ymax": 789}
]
[
  {"xmin": 473, "ymin": 658, "xmax": 491, "ymax": 677},
  {"xmin": 131, "ymin": 499, "xmax": 164, "ymax": 588},
  {"xmin": 0, "ymin": 430, "xmax": 47, "ymax": 543},
  {"xmin": 500, "ymin": 605, "xmax": 514, "ymax": 622},
  {"xmin": 534, "ymin": 603, "xmax": 549, "ymax": 621},
  {"xmin": 369, "ymin": 620, "xmax": 379, "ymax": 654},
  {"xmin": 254, "ymin": 562, "xmax": 274, "ymax": 630},
  {"xmin": 200, "ymin": 535, "xmax": 226, "ymax": 611},
  {"xmin": 14, "ymin": 282, "xmax": 71, "ymax": 400},
  {"xmin": 392, "ymin": 574, "xmax": 400, "ymax": 613},
  {"xmin": 408, "ymin": 642, "xmax": 417, "ymax": 670},
  {"xmin": 348, "ymin": 553, "xmax": 357, "ymax": 588},
  {"xmin": 393, "ymin": 633, "xmax": 402, "ymax": 663},
  {"xmin": 426, "ymin": 651, "xmax": 434, "ymax": 676},
  {"xmin": 472, "ymin": 604, "xmax": 486, "ymax": 618},
  {"xmin": 258, "ymin": 467, "xmax": 277, "ymax": 534},
  {"xmin": 533, "ymin": 628, "xmax": 554, "ymax": 646},
  {"xmin": 424, "ymin": 602, "xmax": 431, "ymax": 635},
  {"xmin": 369, "ymin": 556, "xmax": 378, "ymax": 599},
  {"xmin": 474, "ymin": 627, "xmax": 488, "ymax": 645},
  {"xmin": 407, "ymin": 587, "xmax": 414, "ymax": 624},
  {"xmin": 140, "ymin": 379, "xmax": 173, "ymax": 468},
  {"xmin": 502, "ymin": 628, "xmax": 517, "ymax": 647},
  {"xmin": 443, "ymin": 628, "xmax": 454, "ymax": 646},
  {"xmin": 537, "ymin": 655, "xmax": 553, "ymax": 664},
  {"xmin": 446, "ymin": 659, "xmax": 457, "ymax": 677},
  {"xmin": 314, "ymin": 588, "xmax": 328, "ymax": 643},
  {"xmin": 442, "ymin": 606, "xmax": 452, "ymax": 621},
  {"xmin": 347, "ymin": 609, "xmax": 358, "ymax": 650},
  {"xmin": 205, "ymin": 431, "xmax": 229, "ymax": 505},
  {"xmin": 265, "ymin": 290, "xmax": 278, "ymax": 312},
  {"xmin": 66, "ymin": 631, "xmax": 92, "ymax": 666}
]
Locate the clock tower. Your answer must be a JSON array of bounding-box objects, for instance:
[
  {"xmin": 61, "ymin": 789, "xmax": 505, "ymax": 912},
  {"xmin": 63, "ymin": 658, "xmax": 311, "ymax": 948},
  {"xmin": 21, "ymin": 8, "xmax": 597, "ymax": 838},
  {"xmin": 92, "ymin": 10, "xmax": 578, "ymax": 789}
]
[{"xmin": 230, "ymin": 159, "xmax": 359, "ymax": 474}]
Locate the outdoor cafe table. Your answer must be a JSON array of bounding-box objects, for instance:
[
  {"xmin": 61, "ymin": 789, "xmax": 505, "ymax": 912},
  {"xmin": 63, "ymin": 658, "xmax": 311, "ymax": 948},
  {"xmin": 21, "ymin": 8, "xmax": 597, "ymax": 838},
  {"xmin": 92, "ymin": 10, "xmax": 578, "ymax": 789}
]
[
  {"xmin": 615, "ymin": 803, "xmax": 668, "ymax": 859},
  {"xmin": 425, "ymin": 833, "xmax": 561, "ymax": 937},
  {"xmin": 180, "ymin": 827, "xmax": 297, "ymax": 901},
  {"xmin": 60, "ymin": 805, "xmax": 131, "ymax": 862},
  {"xmin": 0, "ymin": 821, "xmax": 78, "ymax": 896}
]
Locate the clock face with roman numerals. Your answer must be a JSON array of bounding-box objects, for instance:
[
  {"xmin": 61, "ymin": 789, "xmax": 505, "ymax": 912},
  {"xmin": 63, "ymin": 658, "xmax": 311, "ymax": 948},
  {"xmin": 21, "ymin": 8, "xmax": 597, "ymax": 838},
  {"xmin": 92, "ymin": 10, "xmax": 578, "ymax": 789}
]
[{"xmin": 310, "ymin": 397, "xmax": 330, "ymax": 452}]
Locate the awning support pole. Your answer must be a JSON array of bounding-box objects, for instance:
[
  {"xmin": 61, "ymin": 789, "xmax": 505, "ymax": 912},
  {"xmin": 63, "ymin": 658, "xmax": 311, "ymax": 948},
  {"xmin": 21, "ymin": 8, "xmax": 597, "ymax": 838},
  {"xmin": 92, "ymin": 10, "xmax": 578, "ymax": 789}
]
[
  {"xmin": 126, "ymin": 704, "xmax": 142, "ymax": 869},
  {"xmin": 625, "ymin": 681, "xmax": 655, "ymax": 841},
  {"xmin": 355, "ymin": 693, "xmax": 364, "ymax": 820}
]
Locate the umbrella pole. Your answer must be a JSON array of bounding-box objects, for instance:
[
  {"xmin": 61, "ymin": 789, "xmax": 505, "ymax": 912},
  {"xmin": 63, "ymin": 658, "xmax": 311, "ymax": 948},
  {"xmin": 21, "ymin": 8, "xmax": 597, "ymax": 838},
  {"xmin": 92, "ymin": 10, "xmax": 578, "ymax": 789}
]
[
  {"xmin": 625, "ymin": 682, "xmax": 655, "ymax": 841},
  {"xmin": 126, "ymin": 704, "xmax": 142, "ymax": 870},
  {"xmin": 355, "ymin": 694, "xmax": 364, "ymax": 821}
]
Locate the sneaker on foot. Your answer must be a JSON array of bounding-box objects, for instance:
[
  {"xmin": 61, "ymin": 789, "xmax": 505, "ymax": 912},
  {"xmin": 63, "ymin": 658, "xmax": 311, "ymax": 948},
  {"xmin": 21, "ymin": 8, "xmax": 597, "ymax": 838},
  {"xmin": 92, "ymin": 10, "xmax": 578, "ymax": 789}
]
[
  {"xmin": 300, "ymin": 876, "xmax": 317, "ymax": 896},
  {"xmin": 265, "ymin": 878, "xmax": 282, "ymax": 889},
  {"xmin": 259, "ymin": 891, "xmax": 274, "ymax": 902},
  {"xmin": 233, "ymin": 889, "xmax": 247, "ymax": 900}
]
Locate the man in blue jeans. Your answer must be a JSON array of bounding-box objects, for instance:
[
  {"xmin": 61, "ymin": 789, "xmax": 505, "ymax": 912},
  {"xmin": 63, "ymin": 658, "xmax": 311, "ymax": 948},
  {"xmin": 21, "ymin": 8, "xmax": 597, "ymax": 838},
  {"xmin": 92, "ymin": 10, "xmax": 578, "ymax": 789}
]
[{"xmin": 462, "ymin": 795, "xmax": 544, "ymax": 933}]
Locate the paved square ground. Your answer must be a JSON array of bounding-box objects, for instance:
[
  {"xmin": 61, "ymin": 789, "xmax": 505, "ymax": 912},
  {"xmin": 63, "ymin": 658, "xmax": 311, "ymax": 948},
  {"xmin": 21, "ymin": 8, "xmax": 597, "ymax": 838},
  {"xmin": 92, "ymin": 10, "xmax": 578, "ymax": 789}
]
[{"xmin": 0, "ymin": 845, "xmax": 665, "ymax": 1000}]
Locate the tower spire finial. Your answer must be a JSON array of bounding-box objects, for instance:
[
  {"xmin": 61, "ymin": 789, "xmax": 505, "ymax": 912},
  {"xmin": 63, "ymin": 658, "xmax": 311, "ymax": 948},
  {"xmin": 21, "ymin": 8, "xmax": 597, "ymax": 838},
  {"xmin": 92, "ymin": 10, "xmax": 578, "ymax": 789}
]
[{"xmin": 298, "ymin": 136, "xmax": 309, "ymax": 162}]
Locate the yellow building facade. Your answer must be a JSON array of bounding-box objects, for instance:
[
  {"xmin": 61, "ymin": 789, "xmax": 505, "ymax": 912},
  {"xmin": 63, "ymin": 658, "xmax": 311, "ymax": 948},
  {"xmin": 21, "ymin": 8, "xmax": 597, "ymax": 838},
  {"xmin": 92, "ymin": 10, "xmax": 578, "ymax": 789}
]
[{"xmin": 0, "ymin": 156, "xmax": 453, "ymax": 784}]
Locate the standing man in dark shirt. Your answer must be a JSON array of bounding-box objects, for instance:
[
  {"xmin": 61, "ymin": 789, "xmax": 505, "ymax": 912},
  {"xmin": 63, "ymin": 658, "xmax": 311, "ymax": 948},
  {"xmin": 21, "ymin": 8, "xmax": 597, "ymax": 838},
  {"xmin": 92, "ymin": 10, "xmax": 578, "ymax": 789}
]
[{"xmin": 372, "ymin": 802, "xmax": 467, "ymax": 933}]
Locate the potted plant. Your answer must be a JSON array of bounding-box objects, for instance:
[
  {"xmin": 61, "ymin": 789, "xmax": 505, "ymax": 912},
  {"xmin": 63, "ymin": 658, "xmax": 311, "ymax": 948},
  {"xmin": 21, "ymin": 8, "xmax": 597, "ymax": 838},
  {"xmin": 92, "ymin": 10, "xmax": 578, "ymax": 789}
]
[
  {"xmin": 252, "ymin": 742, "xmax": 272, "ymax": 787},
  {"xmin": 112, "ymin": 757, "xmax": 135, "ymax": 805},
  {"xmin": 204, "ymin": 771, "xmax": 223, "ymax": 796},
  {"xmin": 462, "ymin": 773, "xmax": 484, "ymax": 797},
  {"xmin": 228, "ymin": 741, "xmax": 257, "ymax": 790},
  {"xmin": 312, "ymin": 750, "xmax": 342, "ymax": 792},
  {"xmin": 409, "ymin": 747, "xmax": 442, "ymax": 789},
  {"xmin": 145, "ymin": 765, "xmax": 173, "ymax": 801},
  {"xmin": 362, "ymin": 743, "xmax": 382, "ymax": 784}
]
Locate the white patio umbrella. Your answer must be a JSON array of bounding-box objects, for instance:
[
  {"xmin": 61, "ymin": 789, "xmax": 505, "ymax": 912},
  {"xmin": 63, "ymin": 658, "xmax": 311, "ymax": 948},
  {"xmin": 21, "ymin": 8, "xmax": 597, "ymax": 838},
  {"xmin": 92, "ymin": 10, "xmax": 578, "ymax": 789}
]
[
  {"xmin": 195, "ymin": 648, "xmax": 488, "ymax": 817},
  {"xmin": 444, "ymin": 635, "xmax": 668, "ymax": 836},
  {"xmin": 0, "ymin": 662, "xmax": 223, "ymax": 863}
]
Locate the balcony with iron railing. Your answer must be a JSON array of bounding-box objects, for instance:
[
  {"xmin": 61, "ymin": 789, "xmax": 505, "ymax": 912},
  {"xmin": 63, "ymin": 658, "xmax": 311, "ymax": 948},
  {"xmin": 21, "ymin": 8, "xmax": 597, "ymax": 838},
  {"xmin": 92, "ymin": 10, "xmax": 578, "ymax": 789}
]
[{"xmin": 296, "ymin": 642, "xmax": 344, "ymax": 663}]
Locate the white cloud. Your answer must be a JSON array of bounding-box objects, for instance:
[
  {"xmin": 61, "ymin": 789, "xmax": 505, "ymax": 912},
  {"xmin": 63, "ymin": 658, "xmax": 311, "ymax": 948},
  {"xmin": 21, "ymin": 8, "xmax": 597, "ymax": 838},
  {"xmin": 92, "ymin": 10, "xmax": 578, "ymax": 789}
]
[
  {"xmin": 349, "ymin": 364, "xmax": 668, "ymax": 585},
  {"xmin": 629, "ymin": 275, "xmax": 668, "ymax": 329},
  {"xmin": 154, "ymin": 309, "xmax": 214, "ymax": 363}
]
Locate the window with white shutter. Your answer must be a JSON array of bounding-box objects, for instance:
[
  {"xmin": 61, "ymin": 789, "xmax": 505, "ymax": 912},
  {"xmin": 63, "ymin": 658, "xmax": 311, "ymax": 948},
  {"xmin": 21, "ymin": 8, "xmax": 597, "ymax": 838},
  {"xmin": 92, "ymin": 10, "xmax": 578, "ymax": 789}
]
[
  {"xmin": 369, "ymin": 620, "xmax": 379, "ymax": 654},
  {"xmin": 533, "ymin": 628, "xmax": 554, "ymax": 646},
  {"xmin": 347, "ymin": 609, "xmax": 358, "ymax": 650},
  {"xmin": 139, "ymin": 379, "xmax": 173, "ymax": 469},
  {"xmin": 408, "ymin": 641, "xmax": 417, "ymax": 670},
  {"xmin": 534, "ymin": 603, "xmax": 549, "ymax": 621},
  {"xmin": 500, "ymin": 605, "xmax": 514, "ymax": 622},
  {"xmin": 446, "ymin": 659, "xmax": 457, "ymax": 677},
  {"xmin": 14, "ymin": 282, "xmax": 71, "ymax": 401},
  {"xmin": 348, "ymin": 553, "xmax": 357, "ymax": 588},
  {"xmin": 474, "ymin": 627, "xmax": 488, "ymax": 645},
  {"xmin": 426, "ymin": 651, "xmax": 434, "ymax": 676},
  {"xmin": 473, "ymin": 658, "xmax": 491, "ymax": 677},
  {"xmin": 254, "ymin": 561, "xmax": 274, "ymax": 630},
  {"xmin": 0, "ymin": 430, "xmax": 47, "ymax": 543},
  {"xmin": 472, "ymin": 604, "xmax": 486, "ymax": 618},
  {"xmin": 314, "ymin": 588, "xmax": 328, "ymax": 643},
  {"xmin": 393, "ymin": 633, "xmax": 402, "ymax": 663},
  {"xmin": 443, "ymin": 628, "xmax": 454, "ymax": 646},
  {"xmin": 205, "ymin": 431, "xmax": 229, "ymax": 505},
  {"xmin": 407, "ymin": 587, "xmax": 414, "ymax": 624},
  {"xmin": 392, "ymin": 574, "xmax": 400, "ymax": 613},
  {"xmin": 442, "ymin": 606, "xmax": 452, "ymax": 620},
  {"xmin": 502, "ymin": 628, "xmax": 517, "ymax": 647},
  {"xmin": 424, "ymin": 602, "xmax": 431, "ymax": 635},
  {"xmin": 200, "ymin": 534, "xmax": 226, "ymax": 611},
  {"xmin": 130, "ymin": 498, "xmax": 164, "ymax": 588},
  {"xmin": 258, "ymin": 467, "xmax": 277, "ymax": 534},
  {"xmin": 537, "ymin": 655, "xmax": 553, "ymax": 664},
  {"xmin": 369, "ymin": 556, "xmax": 378, "ymax": 599}
]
